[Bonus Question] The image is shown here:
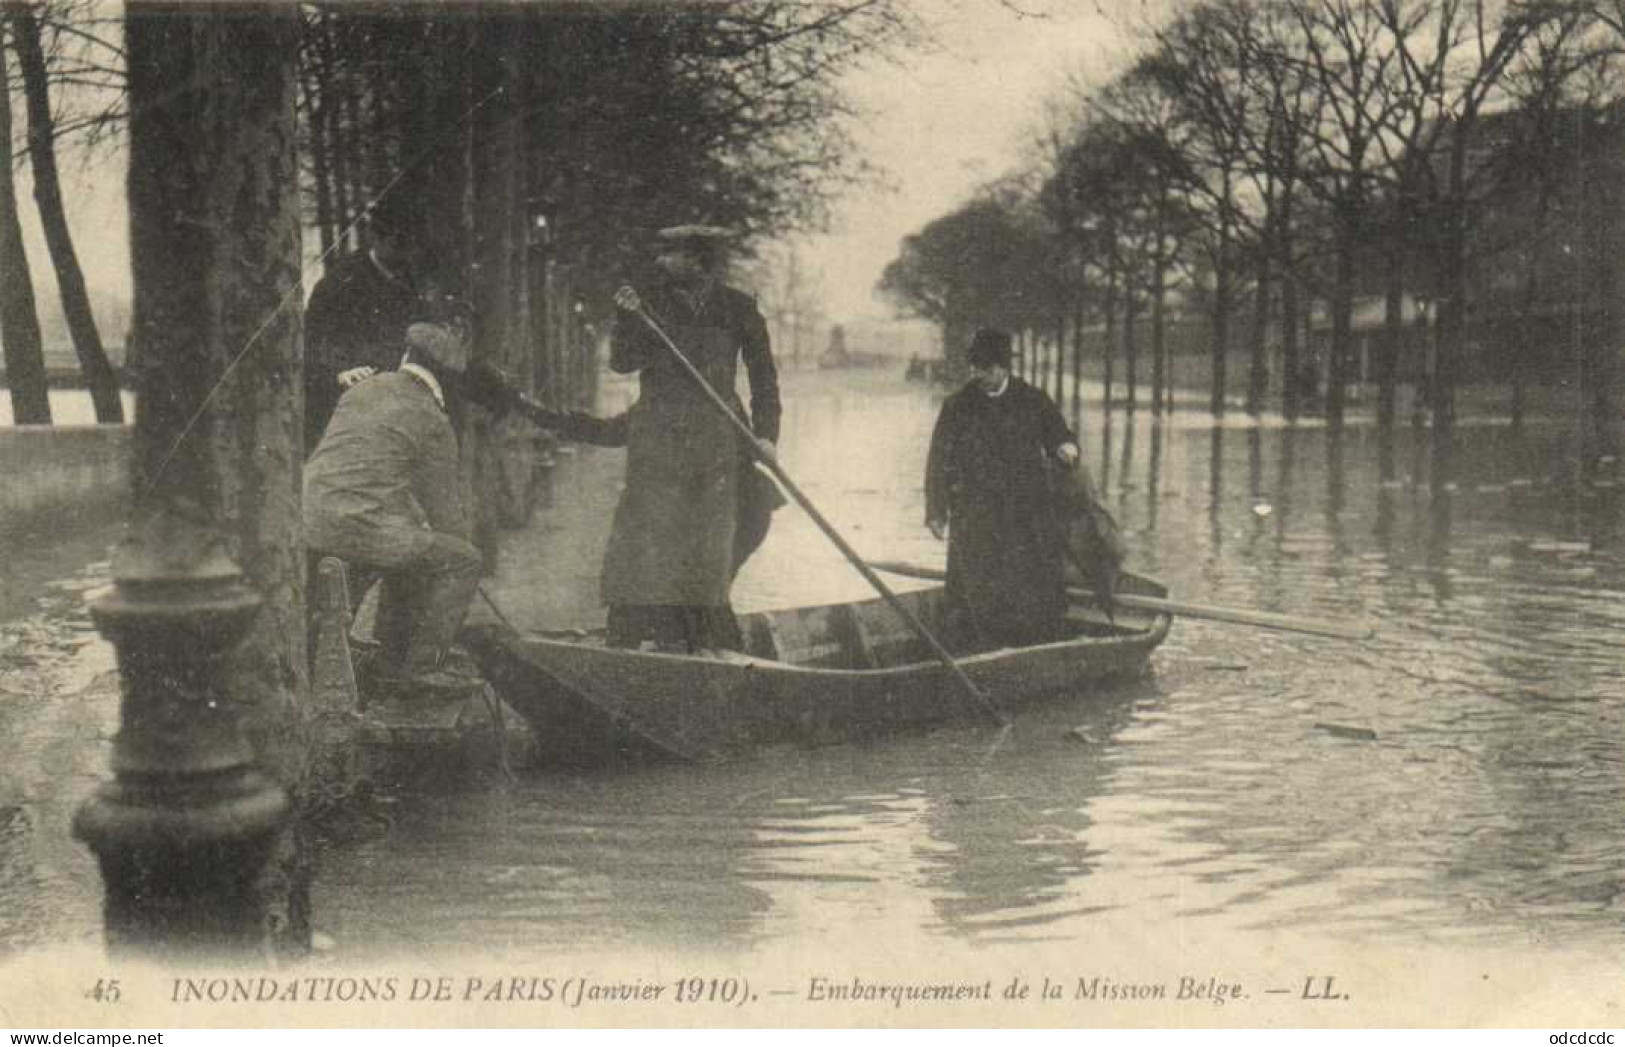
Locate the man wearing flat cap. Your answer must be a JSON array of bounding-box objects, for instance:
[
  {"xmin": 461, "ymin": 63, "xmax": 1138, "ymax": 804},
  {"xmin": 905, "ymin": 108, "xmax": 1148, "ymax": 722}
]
[
  {"xmin": 303, "ymin": 192, "xmax": 422, "ymax": 453},
  {"xmin": 604, "ymin": 224, "xmax": 783, "ymax": 653},
  {"xmin": 303, "ymin": 307, "xmax": 481, "ymax": 693},
  {"xmin": 925, "ymin": 327, "xmax": 1080, "ymax": 650}
]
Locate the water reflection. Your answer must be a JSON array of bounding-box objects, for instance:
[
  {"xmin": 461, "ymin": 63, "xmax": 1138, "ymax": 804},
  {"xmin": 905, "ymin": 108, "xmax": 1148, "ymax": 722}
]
[{"xmin": 6, "ymin": 372, "xmax": 1625, "ymax": 960}]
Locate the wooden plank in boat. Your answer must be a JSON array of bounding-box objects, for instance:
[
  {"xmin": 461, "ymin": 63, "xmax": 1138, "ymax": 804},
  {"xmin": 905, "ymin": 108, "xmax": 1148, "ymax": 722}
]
[{"xmin": 760, "ymin": 604, "xmax": 849, "ymax": 668}]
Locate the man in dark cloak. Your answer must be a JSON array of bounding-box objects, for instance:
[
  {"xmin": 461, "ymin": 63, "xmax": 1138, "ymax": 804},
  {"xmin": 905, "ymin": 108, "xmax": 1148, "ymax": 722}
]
[
  {"xmin": 925, "ymin": 327, "xmax": 1080, "ymax": 651},
  {"xmin": 303, "ymin": 194, "xmax": 422, "ymax": 453},
  {"xmin": 601, "ymin": 225, "xmax": 782, "ymax": 653}
]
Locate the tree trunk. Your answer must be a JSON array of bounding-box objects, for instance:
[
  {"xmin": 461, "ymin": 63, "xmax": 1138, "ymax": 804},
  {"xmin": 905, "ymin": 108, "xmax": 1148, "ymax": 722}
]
[
  {"xmin": 1279, "ymin": 187, "xmax": 1300, "ymax": 421},
  {"xmin": 1211, "ymin": 171, "xmax": 1233, "ymax": 418},
  {"xmin": 1053, "ymin": 309, "xmax": 1066, "ymax": 404},
  {"xmin": 1124, "ymin": 271, "xmax": 1139, "ymax": 410},
  {"xmin": 339, "ymin": 64, "xmax": 367, "ymax": 247},
  {"xmin": 414, "ymin": 13, "xmax": 473, "ymax": 293},
  {"xmin": 1512, "ymin": 181, "xmax": 1556, "ymax": 438},
  {"xmin": 302, "ymin": 60, "xmax": 337, "ymax": 260},
  {"xmin": 1433, "ymin": 121, "xmax": 1474, "ymax": 483},
  {"xmin": 1102, "ymin": 255, "xmax": 1117, "ymax": 410},
  {"xmin": 1379, "ymin": 244, "xmax": 1403, "ymax": 434},
  {"xmin": 1248, "ymin": 247, "xmax": 1270, "ymax": 416},
  {"xmin": 0, "ymin": 28, "xmax": 51, "ymax": 425},
  {"xmin": 321, "ymin": 23, "xmax": 353, "ymax": 250},
  {"xmin": 1151, "ymin": 193, "xmax": 1167, "ymax": 417},
  {"xmin": 1328, "ymin": 203, "xmax": 1356, "ymax": 429},
  {"xmin": 470, "ymin": 13, "xmax": 534, "ymax": 540},
  {"xmin": 10, "ymin": 4, "xmax": 123, "ymax": 423},
  {"xmin": 1070, "ymin": 282, "xmax": 1085, "ymax": 417},
  {"xmin": 124, "ymin": 0, "xmax": 307, "ymax": 954}
]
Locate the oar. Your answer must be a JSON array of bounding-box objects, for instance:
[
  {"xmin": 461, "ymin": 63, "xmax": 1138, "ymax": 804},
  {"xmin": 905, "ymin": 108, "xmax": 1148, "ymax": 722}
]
[
  {"xmin": 628, "ymin": 301, "xmax": 1007, "ymax": 727},
  {"xmin": 868, "ymin": 561, "xmax": 1374, "ymax": 642}
]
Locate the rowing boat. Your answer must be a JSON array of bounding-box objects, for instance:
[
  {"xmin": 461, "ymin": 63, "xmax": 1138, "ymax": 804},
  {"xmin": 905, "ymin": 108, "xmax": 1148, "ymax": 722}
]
[{"xmin": 461, "ymin": 571, "xmax": 1172, "ymax": 765}]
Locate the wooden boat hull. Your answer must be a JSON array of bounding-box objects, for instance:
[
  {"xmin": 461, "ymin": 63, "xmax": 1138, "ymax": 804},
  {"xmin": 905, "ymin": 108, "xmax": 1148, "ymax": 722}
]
[{"xmin": 463, "ymin": 575, "xmax": 1171, "ymax": 765}]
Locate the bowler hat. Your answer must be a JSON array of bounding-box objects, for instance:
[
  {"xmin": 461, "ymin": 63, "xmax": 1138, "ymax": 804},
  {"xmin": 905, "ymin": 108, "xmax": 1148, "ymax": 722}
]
[
  {"xmin": 967, "ymin": 328, "xmax": 1013, "ymax": 368},
  {"xmin": 366, "ymin": 193, "xmax": 415, "ymax": 236},
  {"xmin": 419, "ymin": 289, "xmax": 474, "ymax": 328}
]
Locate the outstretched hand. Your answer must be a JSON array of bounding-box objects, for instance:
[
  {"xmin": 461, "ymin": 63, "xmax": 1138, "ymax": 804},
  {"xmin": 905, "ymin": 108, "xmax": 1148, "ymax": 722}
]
[
  {"xmin": 927, "ymin": 517, "xmax": 948, "ymax": 541},
  {"xmin": 1056, "ymin": 441, "xmax": 1080, "ymax": 467},
  {"xmin": 338, "ymin": 366, "xmax": 378, "ymax": 389},
  {"xmin": 613, "ymin": 285, "xmax": 642, "ymax": 313}
]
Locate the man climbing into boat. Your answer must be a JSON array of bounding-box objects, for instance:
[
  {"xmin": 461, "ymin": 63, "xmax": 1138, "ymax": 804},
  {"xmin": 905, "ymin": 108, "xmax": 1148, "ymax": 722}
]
[
  {"xmin": 925, "ymin": 327, "xmax": 1081, "ymax": 651},
  {"xmin": 600, "ymin": 224, "xmax": 783, "ymax": 654},
  {"xmin": 303, "ymin": 300, "xmax": 482, "ymax": 695}
]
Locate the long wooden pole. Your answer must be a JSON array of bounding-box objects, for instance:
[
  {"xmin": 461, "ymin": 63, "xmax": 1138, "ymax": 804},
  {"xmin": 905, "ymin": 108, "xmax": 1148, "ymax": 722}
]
[
  {"xmin": 869, "ymin": 561, "xmax": 1374, "ymax": 642},
  {"xmin": 630, "ymin": 304, "xmax": 1007, "ymax": 726}
]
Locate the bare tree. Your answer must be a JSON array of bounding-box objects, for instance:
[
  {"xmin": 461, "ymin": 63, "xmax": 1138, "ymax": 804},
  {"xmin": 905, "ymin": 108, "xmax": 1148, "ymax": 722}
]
[
  {"xmin": 1141, "ymin": 0, "xmax": 1265, "ymax": 416},
  {"xmin": 7, "ymin": 0, "xmax": 122, "ymax": 422},
  {"xmin": 1286, "ymin": 0, "xmax": 1411, "ymax": 429},
  {"xmin": 0, "ymin": 20, "xmax": 50, "ymax": 424}
]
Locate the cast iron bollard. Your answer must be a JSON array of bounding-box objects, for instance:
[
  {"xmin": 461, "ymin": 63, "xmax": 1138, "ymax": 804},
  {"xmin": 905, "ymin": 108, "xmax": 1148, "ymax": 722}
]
[{"xmin": 73, "ymin": 503, "xmax": 291, "ymax": 958}]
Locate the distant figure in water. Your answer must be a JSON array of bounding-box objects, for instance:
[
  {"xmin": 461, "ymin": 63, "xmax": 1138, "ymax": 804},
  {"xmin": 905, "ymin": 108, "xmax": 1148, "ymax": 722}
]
[{"xmin": 925, "ymin": 327, "xmax": 1080, "ymax": 651}]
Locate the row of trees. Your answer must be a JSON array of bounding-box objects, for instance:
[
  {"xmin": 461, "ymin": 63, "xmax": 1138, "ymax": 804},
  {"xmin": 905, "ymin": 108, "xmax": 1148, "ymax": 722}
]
[
  {"xmin": 0, "ymin": 0, "xmax": 124, "ymax": 424},
  {"xmin": 4, "ymin": 1, "xmax": 913, "ymax": 425},
  {"xmin": 881, "ymin": 0, "xmax": 1625, "ymax": 472}
]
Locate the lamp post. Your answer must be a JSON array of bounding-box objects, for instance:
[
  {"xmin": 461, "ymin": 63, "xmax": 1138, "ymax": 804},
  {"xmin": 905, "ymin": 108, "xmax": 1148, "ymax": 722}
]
[
  {"xmin": 73, "ymin": 503, "xmax": 289, "ymax": 957},
  {"xmin": 72, "ymin": 0, "xmax": 305, "ymax": 961}
]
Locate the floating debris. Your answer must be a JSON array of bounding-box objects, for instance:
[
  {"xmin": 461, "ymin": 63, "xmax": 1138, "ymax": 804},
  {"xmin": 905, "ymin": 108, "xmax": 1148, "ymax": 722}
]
[
  {"xmin": 1314, "ymin": 722, "xmax": 1378, "ymax": 742},
  {"xmin": 1528, "ymin": 541, "xmax": 1590, "ymax": 554}
]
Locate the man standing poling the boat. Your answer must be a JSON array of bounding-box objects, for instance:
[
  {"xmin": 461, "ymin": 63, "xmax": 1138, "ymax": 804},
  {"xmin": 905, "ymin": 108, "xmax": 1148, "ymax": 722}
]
[
  {"xmin": 303, "ymin": 300, "xmax": 482, "ymax": 694},
  {"xmin": 603, "ymin": 225, "xmax": 783, "ymax": 654},
  {"xmin": 925, "ymin": 327, "xmax": 1081, "ymax": 651}
]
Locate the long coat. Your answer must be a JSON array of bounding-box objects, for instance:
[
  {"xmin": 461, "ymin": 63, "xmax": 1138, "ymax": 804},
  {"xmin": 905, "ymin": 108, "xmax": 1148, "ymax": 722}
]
[
  {"xmin": 304, "ymin": 251, "xmax": 419, "ymax": 451},
  {"xmin": 601, "ymin": 282, "xmax": 781, "ymax": 607},
  {"xmin": 925, "ymin": 375, "xmax": 1076, "ymax": 648}
]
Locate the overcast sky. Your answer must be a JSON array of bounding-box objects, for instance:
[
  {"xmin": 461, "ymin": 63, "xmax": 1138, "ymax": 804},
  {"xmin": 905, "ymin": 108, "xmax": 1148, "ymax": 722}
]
[{"xmin": 800, "ymin": 0, "xmax": 1133, "ymax": 324}]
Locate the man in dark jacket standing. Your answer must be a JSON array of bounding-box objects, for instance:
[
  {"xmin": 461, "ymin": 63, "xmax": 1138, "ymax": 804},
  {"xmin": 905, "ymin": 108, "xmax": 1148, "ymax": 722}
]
[
  {"xmin": 925, "ymin": 328, "xmax": 1080, "ymax": 651},
  {"xmin": 602, "ymin": 225, "xmax": 782, "ymax": 653},
  {"xmin": 303, "ymin": 312, "xmax": 478, "ymax": 693},
  {"xmin": 303, "ymin": 196, "xmax": 421, "ymax": 453}
]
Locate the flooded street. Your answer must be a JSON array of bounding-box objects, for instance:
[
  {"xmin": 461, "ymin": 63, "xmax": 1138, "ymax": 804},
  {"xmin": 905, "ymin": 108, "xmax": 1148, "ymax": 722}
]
[{"xmin": 3, "ymin": 370, "xmax": 1622, "ymax": 966}]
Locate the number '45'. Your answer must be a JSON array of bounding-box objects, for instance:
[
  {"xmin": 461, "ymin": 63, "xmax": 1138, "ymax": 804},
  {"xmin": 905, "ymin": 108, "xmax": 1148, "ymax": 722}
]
[{"xmin": 86, "ymin": 979, "xmax": 121, "ymax": 1003}]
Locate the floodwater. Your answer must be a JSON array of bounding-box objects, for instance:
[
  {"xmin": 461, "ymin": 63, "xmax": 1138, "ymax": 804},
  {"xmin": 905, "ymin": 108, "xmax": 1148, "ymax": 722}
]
[{"xmin": 2, "ymin": 372, "xmax": 1621, "ymax": 967}]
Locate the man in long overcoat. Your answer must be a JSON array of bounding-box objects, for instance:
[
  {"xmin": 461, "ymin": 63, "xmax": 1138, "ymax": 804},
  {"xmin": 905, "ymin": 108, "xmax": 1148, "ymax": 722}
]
[
  {"xmin": 603, "ymin": 225, "xmax": 782, "ymax": 653},
  {"xmin": 303, "ymin": 195, "xmax": 422, "ymax": 453},
  {"xmin": 925, "ymin": 328, "xmax": 1080, "ymax": 650}
]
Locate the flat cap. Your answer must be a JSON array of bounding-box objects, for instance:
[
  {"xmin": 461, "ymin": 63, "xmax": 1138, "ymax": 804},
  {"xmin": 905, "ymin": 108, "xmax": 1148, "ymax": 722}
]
[{"xmin": 406, "ymin": 321, "xmax": 465, "ymax": 369}]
